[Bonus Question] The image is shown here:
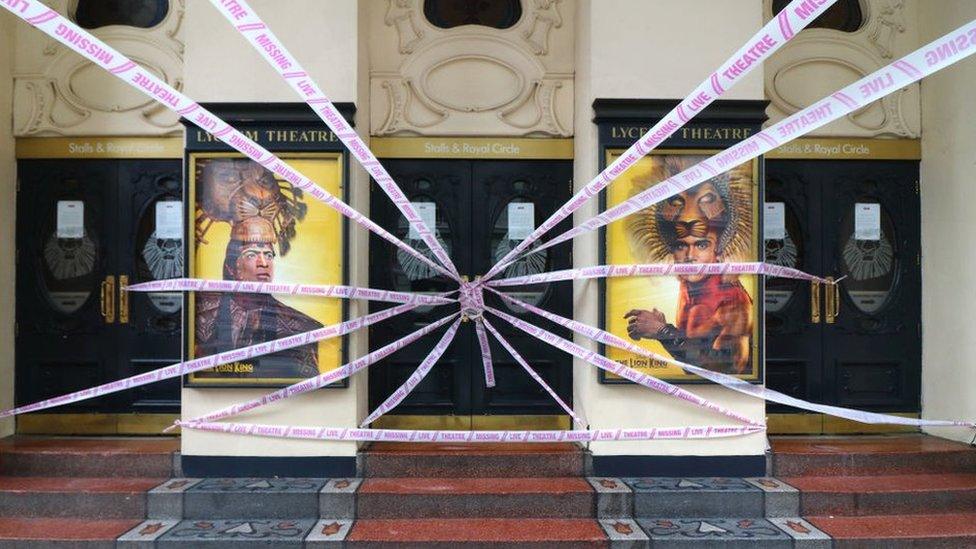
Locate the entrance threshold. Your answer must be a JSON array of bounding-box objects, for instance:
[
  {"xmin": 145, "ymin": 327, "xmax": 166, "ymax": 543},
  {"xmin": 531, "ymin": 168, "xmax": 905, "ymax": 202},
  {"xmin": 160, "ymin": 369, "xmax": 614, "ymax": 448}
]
[
  {"xmin": 768, "ymin": 412, "xmax": 920, "ymax": 435},
  {"xmin": 16, "ymin": 413, "xmax": 180, "ymax": 435},
  {"xmin": 371, "ymin": 415, "xmax": 571, "ymax": 431}
]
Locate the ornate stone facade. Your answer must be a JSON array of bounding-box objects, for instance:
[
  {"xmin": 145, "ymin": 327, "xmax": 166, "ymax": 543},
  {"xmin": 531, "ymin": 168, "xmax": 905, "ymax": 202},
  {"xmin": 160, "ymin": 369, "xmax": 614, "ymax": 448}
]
[{"xmin": 369, "ymin": 0, "xmax": 574, "ymax": 137}]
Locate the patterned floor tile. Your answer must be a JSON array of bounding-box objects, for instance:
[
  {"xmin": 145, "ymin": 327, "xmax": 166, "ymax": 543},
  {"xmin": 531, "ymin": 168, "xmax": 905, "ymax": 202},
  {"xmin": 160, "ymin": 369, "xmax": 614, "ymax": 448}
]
[
  {"xmin": 117, "ymin": 519, "xmax": 179, "ymax": 547},
  {"xmin": 599, "ymin": 518, "xmax": 648, "ymax": 548},
  {"xmin": 637, "ymin": 518, "xmax": 792, "ymax": 547},
  {"xmin": 624, "ymin": 477, "xmax": 760, "ymax": 492},
  {"xmin": 157, "ymin": 519, "xmax": 316, "ymax": 545},
  {"xmin": 304, "ymin": 519, "xmax": 353, "ymax": 546},
  {"xmin": 188, "ymin": 478, "xmax": 328, "ymax": 493},
  {"xmin": 768, "ymin": 517, "xmax": 831, "ymax": 548}
]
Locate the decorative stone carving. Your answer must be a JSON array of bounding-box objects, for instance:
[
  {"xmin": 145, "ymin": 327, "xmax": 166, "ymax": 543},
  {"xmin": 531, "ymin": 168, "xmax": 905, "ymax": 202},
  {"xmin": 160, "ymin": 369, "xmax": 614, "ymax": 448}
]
[
  {"xmin": 762, "ymin": 0, "xmax": 920, "ymax": 138},
  {"xmin": 13, "ymin": 0, "xmax": 185, "ymax": 136},
  {"xmin": 370, "ymin": 0, "xmax": 573, "ymax": 137}
]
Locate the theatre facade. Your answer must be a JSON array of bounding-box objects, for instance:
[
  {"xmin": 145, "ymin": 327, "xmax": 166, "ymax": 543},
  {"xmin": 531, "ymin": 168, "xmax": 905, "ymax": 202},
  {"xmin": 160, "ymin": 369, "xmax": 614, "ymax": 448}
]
[{"xmin": 1, "ymin": 0, "xmax": 974, "ymax": 476}]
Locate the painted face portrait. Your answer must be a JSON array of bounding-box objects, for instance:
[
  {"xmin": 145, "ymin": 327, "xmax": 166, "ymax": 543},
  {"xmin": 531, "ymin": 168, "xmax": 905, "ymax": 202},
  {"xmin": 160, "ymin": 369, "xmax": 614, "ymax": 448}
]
[
  {"xmin": 671, "ymin": 228, "xmax": 721, "ymax": 283},
  {"xmin": 234, "ymin": 243, "xmax": 276, "ymax": 282}
]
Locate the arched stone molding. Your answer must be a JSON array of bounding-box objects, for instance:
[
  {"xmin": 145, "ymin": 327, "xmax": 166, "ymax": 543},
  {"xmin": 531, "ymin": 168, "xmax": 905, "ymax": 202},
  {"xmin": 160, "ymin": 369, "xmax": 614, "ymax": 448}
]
[
  {"xmin": 369, "ymin": 0, "xmax": 573, "ymax": 137},
  {"xmin": 763, "ymin": 0, "xmax": 920, "ymax": 137},
  {"xmin": 13, "ymin": 0, "xmax": 185, "ymax": 137}
]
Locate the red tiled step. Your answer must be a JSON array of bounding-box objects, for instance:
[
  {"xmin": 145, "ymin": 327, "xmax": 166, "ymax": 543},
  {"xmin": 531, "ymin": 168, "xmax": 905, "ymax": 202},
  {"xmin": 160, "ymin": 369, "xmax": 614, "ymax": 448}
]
[
  {"xmin": 0, "ymin": 517, "xmax": 141, "ymax": 548},
  {"xmin": 0, "ymin": 477, "xmax": 164, "ymax": 519},
  {"xmin": 770, "ymin": 435, "xmax": 976, "ymax": 477},
  {"xmin": 808, "ymin": 512, "xmax": 976, "ymax": 549},
  {"xmin": 357, "ymin": 477, "xmax": 595, "ymax": 518},
  {"xmin": 360, "ymin": 442, "xmax": 585, "ymax": 478},
  {"xmin": 786, "ymin": 473, "xmax": 976, "ymax": 516},
  {"xmin": 0, "ymin": 436, "xmax": 178, "ymax": 477},
  {"xmin": 347, "ymin": 518, "xmax": 608, "ymax": 547}
]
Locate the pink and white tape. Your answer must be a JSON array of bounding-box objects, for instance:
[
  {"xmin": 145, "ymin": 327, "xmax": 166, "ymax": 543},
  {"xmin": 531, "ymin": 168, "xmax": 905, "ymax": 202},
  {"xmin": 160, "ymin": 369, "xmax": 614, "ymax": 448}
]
[
  {"xmin": 208, "ymin": 0, "xmax": 458, "ymax": 280},
  {"xmin": 0, "ymin": 0, "xmax": 453, "ymax": 281},
  {"xmin": 487, "ymin": 262, "xmax": 830, "ymax": 288},
  {"xmin": 491, "ymin": 289, "xmax": 975, "ymax": 429},
  {"xmin": 177, "ymin": 313, "xmax": 460, "ymax": 429},
  {"xmin": 485, "ymin": 305, "xmax": 762, "ymax": 428},
  {"xmin": 360, "ymin": 318, "xmax": 463, "ymax": 427},
  {"xmin": 182, "ymin": 421, "xmax": 764, "ymax": 443},
  {"xmin": 1, "ymin": 299, "xmax": 431, "ymax": 419},
  {"xmin": 482, "ymin": 317, "xmax": 585, "ymax": 428},
  {"xmin": 484, "ymin": 0, "xmax": 841, "ymax": 280},
  {"xmin": 126, "ymin": 278, "xmax": 454, "ymax": 306},
  {"xmin": 473, "ymin": 319, "xmax": 496, "ymax": 388},
  {"xmin": 521, "ymin": 20, "xmax": 976, "ymax": 257}
]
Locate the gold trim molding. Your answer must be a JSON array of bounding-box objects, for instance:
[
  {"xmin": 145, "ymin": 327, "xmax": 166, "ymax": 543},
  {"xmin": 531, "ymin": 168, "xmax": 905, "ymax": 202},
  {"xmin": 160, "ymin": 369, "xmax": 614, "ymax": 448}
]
[
  {"xmin": 766, "ymin": 138, "xmax": 921, "ymax": 161},
  {"xmin": 370, "ymin": 137, "xmax": 574, "ymax": 160},
  {"xmin": 16, "ymin": 137, "xmax": 184, "ymax": 159},
  {"xmin": 768, "ymin": 412, "xmax": 919, "ymax": 435},
  {"xmin": 17, "ymin": 413, "xmax": 181, "ymax": 435},
  {"xmin": 371, "ymin": 415, "xmax": 571, "ymax": 431}
]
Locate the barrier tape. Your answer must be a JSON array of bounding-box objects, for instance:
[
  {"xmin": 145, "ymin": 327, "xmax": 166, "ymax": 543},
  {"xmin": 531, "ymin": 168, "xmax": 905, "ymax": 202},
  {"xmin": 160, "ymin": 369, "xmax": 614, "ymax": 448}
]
[
  {"xmin": 0, "ymin": 299, "xmax": 431, "ymax": 419},
  {"xmin": 474, "ymin": 319, "xmax": 496, "ymax": 388},
  {"xmin": 127, "ymin": 278, "xmax": 455, "ymax": 305},
  {"xmin": 487, "ymin": 262, "xmax": 831, "ymax": 288},
  {"xmin": 482, "ymin": 317, "xmax": 585, "ymax": 428},
  {"xmin": 485, "ymin": 306, "xmax": 762, "ymax": 428},
  {"xmin": 360, "ymin": 319, "xmax": 462, "ymax": 427},
  {"xmin": 523, "ymin": 19, "xmax": 976, "ymax": 257},
  {"xmin": 174, "ymin": 313, "xmax": 460, "ymax": 429},
  {"xmin": 0, "ymin": 0, "xmax": 454, "ymax": 281},
  {"xmin": 491, "ymin": 289, "xmax": 975, "ymax": 429},
  {"xmin": 483, "ymin": 0, "xmax": 841, "ymax": 280},
  {"xmin": 208, "ymin": 0, "xmax": 459, "ymax": 280},
  {"xmin": 181, "ymin": 421, "xmax": 765, "ymax": 443}
]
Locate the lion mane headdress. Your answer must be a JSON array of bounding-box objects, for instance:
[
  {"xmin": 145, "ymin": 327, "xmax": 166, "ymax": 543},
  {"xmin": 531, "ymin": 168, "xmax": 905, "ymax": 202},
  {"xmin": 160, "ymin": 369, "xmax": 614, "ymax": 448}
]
[{"xmin": 625, "ymin": 155, "xmax": 753, "ymax": 263}]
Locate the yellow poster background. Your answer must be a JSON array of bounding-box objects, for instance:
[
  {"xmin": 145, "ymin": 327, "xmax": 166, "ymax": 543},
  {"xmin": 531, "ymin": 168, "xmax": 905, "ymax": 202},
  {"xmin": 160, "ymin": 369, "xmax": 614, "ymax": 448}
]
[
  {"xmin": 188, "ymin": 152, "xmax": 344, "ymax": 385},
  {"xmin": 604, "ymin": 149, "xmax": 761, "ymax": 382}
]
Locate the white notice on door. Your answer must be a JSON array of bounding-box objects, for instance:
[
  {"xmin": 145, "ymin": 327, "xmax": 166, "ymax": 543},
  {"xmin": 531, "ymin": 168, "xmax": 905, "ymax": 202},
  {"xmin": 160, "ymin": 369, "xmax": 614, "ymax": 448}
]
[
  {"xmin": 854, "ymin": 203, "xmax": 881, "ymax": 240},
  {"xmin": 156, "ymin": 201, "xmax": 184, "ymax": 239},
  {"xmin": 508, "ymin": 202, "xmax": 535, "ymax": 240},
  {"xmin": 764, "ymin": 202, "xmax": 786, "ymax": 240},
  {"xmin": 409, "ymin": 202, "xmax": 436, "ymax": 239},
  {"xmin": 56, "ymin": 200, "xmax": 84, "ymax": 238}
]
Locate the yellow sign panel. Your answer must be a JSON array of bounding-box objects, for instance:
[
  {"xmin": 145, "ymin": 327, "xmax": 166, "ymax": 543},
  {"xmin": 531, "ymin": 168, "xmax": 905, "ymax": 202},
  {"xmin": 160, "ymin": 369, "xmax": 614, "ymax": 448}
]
[
  {"xmin": 371, "ymin": 137, "xmax": 574, "ymax": 159},
  {"xmin": 603, "ymin": 149, "xmax": 761, "ymax": 383},
  {"xmin": 187, "ymin": 152, "xmax": 344, "ymax": 386},
  {"xmin": 16, "ymin": 137, "xmax": 183, "ymax": 159},
  {"xmin": 766, "ymin": 138, "xmax": 921, "ymax": 160}
]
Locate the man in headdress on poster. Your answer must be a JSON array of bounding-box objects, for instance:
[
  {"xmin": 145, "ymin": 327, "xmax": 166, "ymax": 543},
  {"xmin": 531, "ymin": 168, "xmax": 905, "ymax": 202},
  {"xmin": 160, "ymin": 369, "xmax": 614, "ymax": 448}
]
[
  {"xmin": 623, "ymin": 156, "xmax": 754, "ymax": 374},
  {"xmin": 194, "ymin": 159, "xmax": 321, "ymax": 380}
]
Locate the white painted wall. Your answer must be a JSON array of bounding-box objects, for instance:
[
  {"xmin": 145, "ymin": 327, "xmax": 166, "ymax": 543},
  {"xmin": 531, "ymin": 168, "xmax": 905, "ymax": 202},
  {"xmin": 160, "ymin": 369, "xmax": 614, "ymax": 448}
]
[
  {"xmin": 0, "ymin": 10, "xmax": 17, "ymax": 438},
  {"xmin": 181, "ymin": 0, "xmax": 366, "ymax": 457},
  {"xmin": 918, "ymin": 0, "xmax": 976, "ymax": 444},
  {"xmin": 574, "ymin": 0, "xmax": 766, "ymax": 457}
]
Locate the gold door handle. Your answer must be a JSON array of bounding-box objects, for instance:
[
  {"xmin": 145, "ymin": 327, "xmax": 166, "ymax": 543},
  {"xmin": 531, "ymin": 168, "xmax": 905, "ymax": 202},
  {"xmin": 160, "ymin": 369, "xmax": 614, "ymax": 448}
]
[
  {"xmin": 825, "ymin": 276, "xmax": 839, "ymax": 324},
  {"xmin": 118, "ymin": 275, "xmax": 129, "ymax": 324},
  {"xmin": 100, "ymin": 275, "xmax": 116, "ymax": 323},
  {"xmin": 810, "ymin": 280, "xmax": 821, "ymax": 324}
]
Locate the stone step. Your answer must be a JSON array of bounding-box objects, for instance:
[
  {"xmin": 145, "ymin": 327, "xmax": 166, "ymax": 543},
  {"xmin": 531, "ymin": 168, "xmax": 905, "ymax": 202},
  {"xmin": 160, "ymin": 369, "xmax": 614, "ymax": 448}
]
[
  {"xmin": 359, "ymin": 442, "xmax": 585, "ymax": 478},
  {"xmin": 0, "ymin": 476, "xmax": 163, "ymax": 519},
  {"xmin": 770, "ymin": 434, "xmax": 976, "ymax": 477},
  {"xmin": 0, "ymin": 517, "xmax": 142, "ymax": 549},
  {"xmin": 785, "ymin": 473, "xmax": 976, "ymax": 516},
  {"xmin": 116, "ymin": 517, "xmax": 830, "ymax": 547},
  {"xmin": 0, "ymin": 436, "xmax": 178, "ymax": 478},
  {"xmin": 807, "ymin": 512, "xmax": 976, "ymax": 548},
  {"xmin": 356, "ymin": 477, "xmax": 595, "ymax": 518},
  {"xmin": 620, "ymin": 477, "xmax": 800, "ymax": 519}
]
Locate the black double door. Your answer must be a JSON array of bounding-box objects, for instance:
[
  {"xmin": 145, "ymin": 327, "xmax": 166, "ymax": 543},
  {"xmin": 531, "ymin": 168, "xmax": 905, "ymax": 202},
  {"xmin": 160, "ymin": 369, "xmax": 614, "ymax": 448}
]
[
  {"xmin": 16, "ymin": 159, "xmax": 183, "ymax": 413},
  {"xmin": 764, "ymin": 160, "xmax": 921, "ymax": 414},
  {"xmin": 368, "ymin": 160, "xmax": 574, "ymax": 419}
]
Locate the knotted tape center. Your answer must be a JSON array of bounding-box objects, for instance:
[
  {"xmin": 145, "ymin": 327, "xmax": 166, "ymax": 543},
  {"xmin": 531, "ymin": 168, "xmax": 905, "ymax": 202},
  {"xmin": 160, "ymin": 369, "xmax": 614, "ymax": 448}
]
[{"xmin": 458, "ymin": 278, "xmax": 485, "ymax": 320}]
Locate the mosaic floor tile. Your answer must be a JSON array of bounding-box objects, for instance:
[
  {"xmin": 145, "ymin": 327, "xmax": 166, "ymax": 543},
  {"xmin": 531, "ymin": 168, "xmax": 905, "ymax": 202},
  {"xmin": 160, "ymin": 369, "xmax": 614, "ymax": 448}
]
[
  {"xmin": 599, "ymin": 518, "xmax": 649, "ymax": 547},
  {"xmin": 188, "ymin": 478, "xmax": 328, "ymax": 493},
  {"xmin": 638, "ymin": 518, "xmax": 792, "ymax": 546},
  {"xmin": 157, "ymin": 519, "xmax": 316, "ymax": 543},
  {"xmin": 304, "ymin": 519, "xmax": 353, "ymax": 546},
  {"xmin": 117, "ymin": 519, "xmax": 179, "ymax": 547},
  {"xmin": 768, "ymin": 517, "xmax": 831, "ymax": 548},
  {"xmin": 624, "ymin": 477, "xmax": 760, "ymax": 492}
]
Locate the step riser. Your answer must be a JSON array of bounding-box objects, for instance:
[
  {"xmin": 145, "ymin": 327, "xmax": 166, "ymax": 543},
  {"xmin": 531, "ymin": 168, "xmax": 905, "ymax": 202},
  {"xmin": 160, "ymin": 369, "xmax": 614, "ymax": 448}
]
[
  {"xmin": 356, "ymin": 493, "xmax": 595, "ymax": 519},
  {"xmin": 831, "ymin": 536, "xmax": 976, "ymax": 549},
  {"xmin": 633, "ymin": 492, "xmax": 766, "ymax": 519},
  {"xmin": 801, "ymin": 489, "xmax": 976, "ymax": 516},
  {"xmin": 0, "ymin": 454, "xmax": 174, "ymax": 478},
  {"xmin": 182, "ymin": 493, "xmax": 321, "ymax": 519},
  {"xmin": 773, "ymin": 452, "xmax": 976, "ymax": 477},
  {"xmin": 0, "ymin": 492, "xmax": 147, "ymax": 519},
  {"xmin": 360, "ymin": 455, "xmax": 584, "ymax": 478},
  {"xmin": 0, "ymin": 542, "xmax": 117, "ymax": 549}
]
